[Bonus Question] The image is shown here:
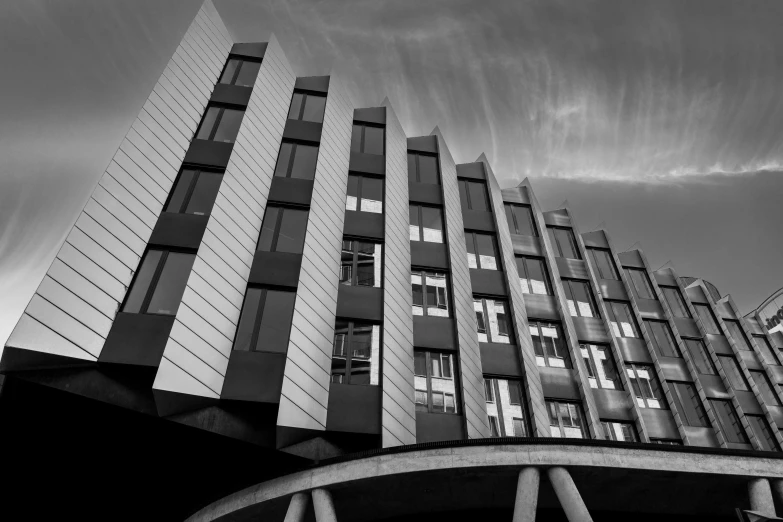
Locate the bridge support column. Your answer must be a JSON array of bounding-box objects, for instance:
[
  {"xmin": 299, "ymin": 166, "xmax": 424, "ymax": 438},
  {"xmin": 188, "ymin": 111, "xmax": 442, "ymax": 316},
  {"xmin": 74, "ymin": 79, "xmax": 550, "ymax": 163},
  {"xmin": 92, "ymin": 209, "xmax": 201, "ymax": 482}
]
[
  {"xmin": 284, "ymin": 492, "xmax": 309, "ymax": 522},
  {"xmin": 512, "ymin": 467, "xmax": 540, "ymax": 522},
  {"xmin": 748, "ymin": 478, "xmax": 777, "ymax": 516},
  {"xmin": 312, "ymin": 488, "xmax": 338, "ymax": 522},
  {"xmin": 547, "ymin": 467, "xmax": 593, "ymax": 522}
]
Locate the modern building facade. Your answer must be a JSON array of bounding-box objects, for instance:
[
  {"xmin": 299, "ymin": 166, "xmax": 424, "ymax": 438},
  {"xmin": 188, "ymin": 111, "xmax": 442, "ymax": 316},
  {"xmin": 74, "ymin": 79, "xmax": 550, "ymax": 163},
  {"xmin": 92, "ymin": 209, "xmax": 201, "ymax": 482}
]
[{"xmin": 2, "ymin": 2, "xmax": 783, "ymax": 520}]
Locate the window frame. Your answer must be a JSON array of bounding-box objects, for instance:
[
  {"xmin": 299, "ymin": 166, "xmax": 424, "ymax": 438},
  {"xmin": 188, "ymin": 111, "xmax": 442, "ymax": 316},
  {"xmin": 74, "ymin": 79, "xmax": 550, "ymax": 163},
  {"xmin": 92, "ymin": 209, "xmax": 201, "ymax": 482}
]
[
  {"xmin": 219, "ymin": 57, "xmax": 262, "ymax": 87},
  {"xmin": 504, "ymin": 203, "xmax": 537, "ymax": 237},
  {"xmin": 546, "ymin": 399, "xmax": 587, "ymax": 438},
  {"xmin": 164, "ymin": 168, "xmax": 223, "ymax": 216},
  {"xmin": 474, "ymin": 297, "xmax": 513, "ymax": 344},
  {"xmin": 625, "ymin": 267, "xmax": 655, "ymax": 300},
  {"xmin": 340, "ymin": 239, "xmax": 383, "ymax": 288},
  {"xmin": 531, "ymin": 321, "xmax": 571, "ymax": 368},
  {"xmin": 232, "ymin": 287, "xmax": 296, "ymax": 353},
  {"xmin": 121, "ymin": 249, "xmax": 195, "ymax": 316},
  {"xmin": 484, "ymin": 377, "xmax": 529, "ymax": 437},
  {"xmin": 458, "ymin": 179, "xmax": 490, "ymax": 212},
  {"xmin": 645, "ymin": 320, "xmax": 681, "ymax": 358},
  {"xmin": 273, "ymin": 141, "xmax": 320, "ymax": 180},
  {"xmin": 668, "ymin": 381, "xmax": 710, "ymax": 427},
  {"xmin": 587, "ymin": 248, "xmax": 619, "ymax": 280},
  {"xmin": 411, "ymin": 269, "xmax": 450, "ymax": 318},
  {"xmin": 724, "ymin": 319, "xmax": 753, "ymax": 351},
  {"xmin": 749, "ymin": 370, "xmax": 782, "ymax": 406},
  {"xmin": 683, "ymin": 338, "xmax": 717, "ymax": 375},
  {"xmin": 601, "ymin": 420, "xmax": 639, "ymax": 442},
  {"xmin": 331, "ymin": 321, "xmax": 380, "ymax": 386},
  {"xmin": 408, "ymin": 152, "xmax": 441, "ymax": 185},
  {"xmin": 195, "ymin": 105, "xmax": 244, "ymax": 143},
  {"xmin": 716, "ymin": 355, "xmax": 750, "ymax": 391},
  {"xmin": 409, "ymin": 204, "xmax": 445, "ymax": 243},
  {"xmin": 694, "ymin": 304, "xmax": 721, "ymax": 335},
  {"xmin": 660, "ymin": 285, "xmax": 691, "ymax": 319},
  {"xmin": 346, "ymin": 174, "xmax": 384, "ymax": 214},
  {"xmin": 562, "ymin": 279, "xmax": 599, "ymax": 318},
  {"xmin": 709, "ymin": 399, "xmax": 749, "ymax": 444},
  {"xmin": 516, "ymin": 256, "xmax": 552, "ymax": 295},
  {"xmin": 257, "ymin": 205, "xmax": 309, "ymax": 254},
  {"xmin": 414, "ymin": 350, "xmax": 459, "ymax": 414},
  {"xmin": 581, "ymin": 343, "xmax": 622, "ymax": 390},
  {"xmin": 288, "ymin": 91, "xmax": 327, "ymax": 123},
  {"xmin": 752, "ymin": 334, "xmax": 781, "ymax": 366},
  {"xmin": 626, "ymin": 363, "xmax": 667, "ymax": 409},
  {"xmin": 465, "ymin": 231, "xmax": 500, "ymax": 271},
  {"xmin": 351, "ymin": 122, "xmax": 385, "ymax": 155},
  {"xmin": 547, "ymin": 226, "xmax": 581, "ymax": 260},
  {"xmin": 747, "ymin": 415, "xmax": 780, "ymax": 451}
]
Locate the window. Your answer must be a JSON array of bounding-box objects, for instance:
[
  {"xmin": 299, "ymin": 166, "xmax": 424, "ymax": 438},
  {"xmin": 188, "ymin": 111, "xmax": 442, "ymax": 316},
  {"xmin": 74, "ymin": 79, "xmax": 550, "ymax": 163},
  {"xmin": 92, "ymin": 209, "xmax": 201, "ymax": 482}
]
[
  {"xmin": 531, "ymin": 321, "xmax": 570, "ymax": 368},
  {"xmin": 725, "ymin": 320, "xmax": 752, "ymax": 351},
  {"xmin": 408, "ymin": 153, "xmax": 440, "ymax": 184},
  {"xmin": 747, "ymin": 415, "xmax": 780, "ymax": 451},
  {"xmin": 219, "ymin": 58, "xmax": 261, "ymax": 88},
  {"xmin": 660, "ymin": 286, "xmax": 691, "ymax": 319},
  {"xmin": 414, "ymin": 350, "xmax": 458, "ymax": 414},
  {"xmin": 605, "ymin": 301, "xmax": 640, "ymax": 338},
  {"xmin": 458, "ymin": 180, "xmax": 490, "ymax": 212},
  {"xmin": 274, "ymin": 142, "xmax": 319, "ymax": 180},
  {"xmin": 625, "ymin": 268, "xmax": 655, "ymax": 300},
  {"xmin": 409, "ymin": 205, "xmax": 444, "ymax": 243},
  {"xmin": 645, "ymin": 321, "xmax": 681, "ymax": 358},
  {"xmin": 562, "ymin": 280, "xmax": 598, "ymax": 318},
  {"xmin": 626, "ymin": 364, "xmax": 666, "ymax": 409},
  {"xmin": 484, "ymin": 378, "xmax": 528, "ymax": 437},
  {"xmin": 752, "ymin": 335, "xmax": 780, "ymax": 366},
  {"xmin": 346, "ymin": 174, "xmax": 383, "ymax": 214},
  {"xmin": 288, "ymin": 91, "xmax": 327, "ymax": 123},
  {"xmin": 123, "ymin": 250, "xmax": 195, "ymax": 316},
  {"xmin": 684, "ymin": 338, "xmax": 716, "ymax": 375},
  {"xmin": 547, "ymin": 227, "xmax": 580, "ymax": 259},
  {"xmin": 602, "ymin": 421, "xmax": 638, "ymax": 442},
  {"xmin": 412, "ymin": 271, "xmax": 449, "ymax": 317},
  {"xmin": 750, "ymin": 371, "xmax": 782, "ymax": 406},
  {"xmin": 340, "ymin": 240, "xmax": 382, "ymax": 288},
  {"xmin": 694, "ymin": 304, "xmax": 720, "ymax": 335},
  {"xmin": 717, "ymin": 355, "xmax": 750, "ymax": 391},
  {"xmin": 465, "ymin": 232, "xmax": 499, "ymax": 270},
  {"xmin": 587, "ymin": 248, "xmax": 619, "ymax": 280},
  {"xmin": 165, "ymin": 169, "xmax": 222, "ymax": 216},
  {"xmin": 504, "ymin": 204, "xmax": 537, "ymax": 237},
  {"xmin": 516, "ymin": 256, "xmax": 551, "ymax": 295},
  {"xmin": 709, "ymin": 399, "xmax": 749, "ymax": 444},
  {"xmin": 351, "ymin": 123, "xmax": 384, "ymax": 155},
  {"xmin": 650, "ymin": 438, "xmax": 683, "ymax": 445},
  {"xmin": 233, "ymin": 288, "xmax": 295, "ymax": 352},
  {"xmin": 547, "ymin": 400, "xmax": 586, "ymax": 438},
  {"xmin": 331, "ymin": 321, "xmax": 380, "ymax": 385},
  {"xmin": 195, "ymin": 106, "xmax": 244, "ymax": 143},
  {"xmin": 257, "ymin": 206, "xmax": 309, "ymax": 254},
  {"xmin": 581, "ymin": 344, "xmax": 621, "ymax": 390},
  {"xmin": 669, "ymin": 381, "xmax": 709, "ymax": 427},
  {"xmin": 474, "ymin": 298, "xmax": 512, "ymax": 344}
]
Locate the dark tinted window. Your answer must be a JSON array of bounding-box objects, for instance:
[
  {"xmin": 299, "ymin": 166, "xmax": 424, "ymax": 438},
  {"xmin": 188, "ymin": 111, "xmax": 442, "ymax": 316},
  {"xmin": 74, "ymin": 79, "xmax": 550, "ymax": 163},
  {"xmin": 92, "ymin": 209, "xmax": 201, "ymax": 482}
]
[
  {"xmin": 233, "ymin": 288, "xmax": 296, "ymax": 352},
  {"xmin": 346, "ymin": 175, "xmax": 383, "ymax": 213},
  {"xmin": 752, "ymin": 335, "xmax": 780, "ymax": 366},
  {"xmin": 274, "ymin": 142, "xmax": 319, "ymax": 180},
  {"xmin": 547, "ymin": 227, "xmax": 580, "ymax": 259},
  {"xmin": 257, "ymin": 206, "xmax": 308, "ymax": 254},
  {"xmin": 466, "ymin": 232, "xmax": 499, "ymax": 270},
  {"xmin": 219, "ymin": 58, "xmax": 261, "ymax": 87},
  {"xmin": 717, "ymin": 355, "xmax": 749, "ymax": 391},
  {"xmin": 710, "ymin": 399, "xmax": 749, "ymax": 444},
  {"xmin": 605, "ymin": 301, "xmax": 640, "ymax": 338},
  {"xmin": 165, "ymin": 170, "xmax": 223, "ymax": 216},
  {"xmin": 588, "ymin": 248, "xmax": 619, "ymax": 280},
  {"xmin": 412, "ymin": 271, "xmax": 449, "ymax": 317},
  {"xmin": 196, "ymin": 106, "xmax": 245, "ymax": 143},
  {"xmin": 414, "ymin": 350, "xmax": 458, "ymax": 414},
  {"xmin": 694, "ymin": 304, "xmax": 720, "ymax": 335},
  {"xmin": 645, "ymin": 320, "xmax": 680, "ymax": 358},
  {"xmin": 750, "ymin": 371, "xmax": 782, "ymax": 406},
  {"xmin": 625, "ymin": 268, "xmax": 655, "ymax": 300},
  {"xmin": 123, "ymin": 250, "xmax": 195, "ymax": 316},
  {"xmin": 458, "ymin": 180, "xmax": 489, "ymax": 211},
  {"xmin": 351, "ymin": 124, "xmax": 385, "ymax": 155},
  {"xmin": 504, "ymin": 204, "xmax": 536, "ymax": 236},
  {"xmin": 747, "ymin": 415, "xmax": 780, "ymax": 451},
  {"xmin": 340, "ymin": 240, "xmax": 382, "ymax": 288},
  {"xmin": 562, "ymin": 280, "xmax": 598, "ymax": 318},
  {"xmin": 669, "ymin": 382, "xmax": 709, "ymax": 427},
  {"xmin": 661, "ymin": 286, "xmax": 691, "ymax": 318},
  {"xmin": 409, "ymin": 205, "xmax": 444, "ymax": 243},
  {"xmin": 331, "ymin": 321, "xmax": 381, "ymax": 385},
  {"xmin": 408, "ymin": 153, "xmax": 440, "ymax": 184},
  {"xmin": 288, "ymin": 92, "xmax": 327, "ymax": 123},
  {"xmin": 516, "ymin": 256, "xmax": 551, "ymax": 295},
  {"xmin": 684, "ymin": 338, "xmax": 716, "ymax": 375},
  {"xmin": 725, "ymin": 320, "xmax": 752, "ymax": 351}
]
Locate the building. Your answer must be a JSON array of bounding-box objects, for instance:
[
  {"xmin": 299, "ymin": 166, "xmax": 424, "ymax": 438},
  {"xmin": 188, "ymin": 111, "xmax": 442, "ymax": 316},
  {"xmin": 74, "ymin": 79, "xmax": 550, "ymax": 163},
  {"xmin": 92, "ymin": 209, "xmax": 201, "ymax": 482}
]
[
  {"xmin": 746, "ymin": 286, "xmax": 783, "ymax": 346},
  {"xmin": 2, "ymin": 2, "xmax": 783, "ymax": 520}
]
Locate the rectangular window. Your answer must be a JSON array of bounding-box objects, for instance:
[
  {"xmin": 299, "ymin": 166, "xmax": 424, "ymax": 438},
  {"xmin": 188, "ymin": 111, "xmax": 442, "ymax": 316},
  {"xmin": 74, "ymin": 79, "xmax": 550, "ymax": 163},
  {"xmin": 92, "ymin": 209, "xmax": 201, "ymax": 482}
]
[
  {"xmin": 409, "ymin": 205, "xmax": 444, "ymax": 243},
  {"xmin": 645, "ymin": 320, "xmax": 681, "ymax": 358},
  {"xmin": 581, "ymin": 344, "xmax": 621, "ymax": 390},
  {"xmin": 123, "ymin": 250, "xmax": 195, "ymax": 316},
  {"xmin": 717, "ymin": 355, "xmax": 750, "ymax": 391},
  {"xmin": 750, "ymin": 371, "xmax": 782, "ymax": 406},
  {"xmin": 547, "ymin": 227, "xmax": 580, "ymax": 259},
  {"xmin": 408, "ymin": 153, "xmax": 440, "ymax": 185},
  {"xmin": 531, "ymin": 321, "xmax": 570, "ymax": 368},
  {"xmin": 414, "ymin": 350, "xmax": 458, "ymax": 414},
  {"xmin": 669, "ymin": 381, "xmax": 709, "ymax": 427},
  {"xmin": 274, "ymin": 141, "xmax": 319, "ymax": 180},
  {"xmin": 195, "ymin": 106, "xmax": 244, "ymax": 143},
  {"xmin": 351, "ymin": 123, "xmax": 385, "ymax": 155},
  {"xmin": 257, "ymin": 206, "xmax": 309, "ymax": 254},
  {"xmin": 709, "ymin": 399, "xmax": 749, "ymax": 444},
  {"xmin": 411, "ymin": 271, "xmax": 449, "ymax": 317},
  {"xmin": 684, "ymin": 338, "xmax": 717, "ymax": 375},
  {"xmin": 660, "ymin": 286, "xmax": 691, "ymax": 319},
  {"xmin": 288, "ymin": 91, "xmax": 327, "ymax": 123},
  {"xmin": 587, "ymin": 248, "xmax": 619, "ymax": 280},
  {"xmin": 484, "ymin": 378, "xmax": 528, "ymax": 437},
  {"xmin": 465, "ymin": 232, "xmax": 499, "ymax": 270},
  {"xmin": 650, "ymin": 438, "xmax": 683, "ymax": 445},
  {"xmin": 474, "ymin": 298, "xmax": 512, "ymax": 344},
  {"xmin": 605, "ymin": 301, "xmax": 640, "ymax": 338},
  {"xmin": 602, "ymin": 421, "xmax": 638, "ymax": 442},
  {"xmin": 346, "ymin": 174, "xmax": 383, "ymax": 213},
  {"xmin": 516, "ymin": 256, "xmax": 551, "ymax": 295},
  {"xmin": 694, "ymin": 304, "xmax": 721, "ymax": 335},
  {"xmin": 725, "ymin": 320, "xmax": 752, "ymax": 351},
  {"xmin": 233, "ymin": 288, "xmax": 296, "ymax": 353},
  {"xmin": 458, "ymin": 180, "xmax": 490, "ymax": 212},
  {"xmin": 547, "ymin": 400, "xmax": 586, "ymax": 438},
  {"xmin": 625, "ymin": 268, "xmax": 655, "ymax": 300},
  {"xmin": 340, "ymin": 240, "xmax": 382, "ymax": 288},
  {"xmin": 331, "ymin": 321, "xmax": 380, "ymax": 385},
  {"xmin": 626, "ymin": 364, "xmax": 666, "ymax": 409},
  {"xmin": 562, "ymin": 280, "xmax": 598, "ymax": 318},
  {"xmin": 165, "ymin": 169, "xmax": 223, "ymax": 216},
  {"xmin": 747, "ymin": 415, "xmax": 780, "ymax": 451},
  {"xmin": 504, "ymin": 204, "xmax": 537, "ymax": 237},
  {"xmin": 219, "ymin": 58, "xmax": 262, "ymax": 88},
  {"xmin": 752, "ymin": 335, "xmax": 780, "ymax": 366}
]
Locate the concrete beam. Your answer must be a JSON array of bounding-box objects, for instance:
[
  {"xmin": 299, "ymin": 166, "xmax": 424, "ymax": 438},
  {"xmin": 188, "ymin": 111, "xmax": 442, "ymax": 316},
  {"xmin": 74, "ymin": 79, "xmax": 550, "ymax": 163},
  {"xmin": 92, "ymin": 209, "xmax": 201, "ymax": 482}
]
[
  {"xmin": 513, "ymin": 467, "xmax": 540, "ymax": 522},
  {"xmin": 548, "ymin": 467, "xmax": 593, "ymax": 522}
]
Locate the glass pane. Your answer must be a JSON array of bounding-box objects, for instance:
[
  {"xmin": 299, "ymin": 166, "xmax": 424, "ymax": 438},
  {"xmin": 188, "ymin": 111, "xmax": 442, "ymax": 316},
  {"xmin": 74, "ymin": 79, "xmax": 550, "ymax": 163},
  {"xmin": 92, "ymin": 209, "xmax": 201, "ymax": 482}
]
[
  {"xmin": 628, "ymin": 269, "xmax": 654, "ymax": 299},
  {"xmin": 512, "ymin": 206, "xmax": 535, "ymax": 236},
  {"xmin": 363, "ymin": 126, "xmax": 384, "ymax": 155},
  {"xmin": 274, "ymin": 142, "xmax": 294, "ymax": 178},
  {"xmin": 340, "ymin": 241, "xmax": 353, "ymax": 285},
  {"xmin": 213, "ymin": 108, "xmax": 244, "ymax": 143},
  {"xmin": 526, "ymin": 258, "xmax": 549, "ymax": 295},
  {"xmin": 718, "ymin": 356, "xmax": 749, "ymax": 391},
  {"xmin": 234, "ymin": 60, "xmax": 261, "ymax": 87},
  {"xmin": 356, "ymin": 242, "xmax": 381, "ymax": 288},
  {"xmin": 475, "ymin": 234, "xmax": 498, "ymax": 270},
  {"xmin": 411, "ymin": 273, "xmax": 424, "ymax": 316},
  {"xmin": 430, "ymin": 355, "xmax": 442, "ymax": 378},
  {"xmin": 147, "ymin": 252, "xmax": 195, "ymax": 315},
  {"xmin": 555, "ymin": 228, "xmax": 578, "ymax": 259},
  {"xmin": 726, "ymin": 321, "xmax": 752, "ymax": 351},
  {"xmin": 166, "ymin": 169, "xmax": 197, "ymax": 213},
  {"xmin": 184, "ymin": 172, "xmax": 222, "ymax": 216},
  {"xmin": 673, "ymin": 382, "xmax": 708, "ymax": 427},
  {"xmin": 748, "ymin": 415, "xmax": 779, "ymax": 451},
  {"xmin": 459, "ymin": 181, "xmax": 469, "ymax": 210},
  {"xmin": 233, "ymin": 288, "xmax": 262, "ymax": 351},
  {"xmin": 196, "ymin": 107, "xmax": 220, "ymax": 140},
  {"xmin": 750, "ymin": 371, "xmax": 782, "ymax": 406},
  {"xmin": 590, "ymin": 249, "xmax": 618, "ymax": 280},
  {"xmin": 488, "ymin": 300, "xmax": 511, "ymax": 344},
  {"xmin": 662, "ymin": 287, "xmax": 689, "ymax": 318},
  {"xmin": 592, "ymin": 345, "xmax": 619, "ymax": 389},
  {"xmin": 685, "ymin": 339, "xmax": 715, "ymax": 375},
  {"xmin": 123, "ymin": 250, "xmax": 163, "ymax": 313},
  {"xmin": 290, "ymin": 144, "xmax": 319, "ymax": 180},
  {"xmin": 516, "ymin": 258, "xmax": 530, "ymax": 294},
  {"xmin": 360, "ymin": 177, "xmax": 383, "ymax": 213},
  {"xmin": 333, "ymin": 321, "xmax": 349, "ymax": 356},
  {"xmin": 466, "ymin": 234, "xmax": 477, "ymax": 269},
  {"xmin": 346, "ymin": 175, "xmax": 359, "ymax": 211},
  {"xmin": 275, "ymin": 208, "xmax": 309, "ymax": 254},
  {"xmin": 350, "ymin": 124, "xmax": 362, "ymax": 153},
  {"xmin": 484, "ymin": 379, "xmax": 495, "ymax": 402},
  {"xmin": 711, "ymin": 400, "xmax": 748, "ymax": 444},
  {"xmin": 219, "ymin": 59, "xmax": 240, "ymax": 84},
  {"xmin": 648, "ymin": 321, "xmax": 679, "ymax": 358},
  {"xmin": 409, "ymin": 205, "xmax": 420, "ymax": 241},
  {"xmin": 474, "ymin": 299, "xmax": 488, "ymax": 343},
  {"xmin": 415, "ymin": 390, "xmax": 428, "ymax": 412},
  {"xmin": 256, "ymin": 290, "xmax": 296, "ymax": 353},
  {"xmin": 288, "ymin": 93, "xmax": 304, "ymax": 120},
  {"xmin": 349, "ymin": 324, "xmax": 379, "ymax": 385},
  {"xmin": 497, "ymin": 379, "xmax": 526, "ymax": 437},
  {"xmin": 695, "ymin": 305, "xmax": 720, "ymax": 334},
  {"xmin": 752, "ymin": 335, "xmax": 778, "ymax": 366},
  {"xmin": 611, "ymin": 302, "xmax": 638, "ymax": 338},
  {"xmin": 407, "ymin": 153, "xmax": 417, "ymax": 182},
  {"xmin": 420, "ymin": 207, "xmax": 443, "ymax": 243},
  {"xmin": 572, "ymin": 281, "xmax": 595, "ymax": 318},
  {"xmin": 414, "ymin": 351, "xmax": 426, "ymax": 376},
  {"xmin": 257, "ymin": 207, "xmax": 279, "ymax": 252},
  {"xmin": 418, "ymin": 155, "xmax": 439, "ymax": 184},
  {"xmin": 441, "ymin": 354, "xmax": 452, "ymax": 378},
  {"xmin": 540, "ymin": 323, "xmax": 569, "ymax": 367},
  {"xmin": 425, "ymin": 273, "xmax": 449, "ymax": 317},
  {"xmin": 548, "ymin": 401, "xmax": 561, "ymax": 437},
  {"xmin": 302, "ymin": 94, "xmax": 326, "ymax": 123},
  {"xmin": 468, "ymin": 181, "xmax": 489, "ymax": 211}
]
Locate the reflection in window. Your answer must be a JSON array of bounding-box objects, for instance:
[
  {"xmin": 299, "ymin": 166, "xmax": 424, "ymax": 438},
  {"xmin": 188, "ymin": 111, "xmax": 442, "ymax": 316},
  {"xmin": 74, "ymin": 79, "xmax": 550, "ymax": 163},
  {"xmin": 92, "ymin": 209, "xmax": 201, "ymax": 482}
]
[
  {"xmin": 516, "ymin": 256, "xmax": 551, "ymax": 295},
  {"xmin": 340, "ymin": 240, "xmax": 382, "ymax": 288},
  {"xmin": 562, "ymin": 280, "xmax": 598, "ymax": 318},
  {"xmin": 412, "ymin": 271, "xmax": 449, "ymax": 317},
  {"xmin": 257, "ymin": 206, "xmax": 309, "ymax": 254},
  {"xmin": 605, "ymin": 301, "xmax": 640, "ymax": 338},
  {"xmin": 547, "ymin": 227, "xmax": 580, "ymax": 259},
  {"xmin": 165, "ymin": 169, "xmax": 222, "ymax": 216},
  {"xmin": 694, "ymin": 304, "xmax": 721, "ymax": 335},
  {"xmin": 484, "ymin": 378, "xmax": 528, "ymax": 437},
  {"xmin": 625, "ymin": 268, "xmax": 655, "ymax": 300},
  {"xmin": 547, "ymin": 400, "xmax": 586, "ymax": 438},
  {"xmin": 346, "ymin": 174, "xmax": 383, "ymax": 214},
  {"xmin": 195, "ymin": 106, "xmax": 245, "ymax": 143},
  {"xmin": 414, "ymin": 350, "xmax": 458, "ymax": 414},
  {"xmin": 331, "ymin": 321, "xmax": 380, "ymax": 385},
  {"xmin": 274, "ymin": 142, "xmax": 319, "ymax": 180},
  {"xmin": 123, "ymin": 250, "xmax": 195, "ymax": 316},
  {"xmin": 409, "ymin": 205, "xmax": 444, "ymax": 243},
  {"xmin": 650, "ymin": 438, "xmax": 683, "ymax": 445},
  {"xmin": 724, "ymin": 320, "xmax": 753, "ymax": 351},
  {"xmin": 752, "ymin": 335, "xmax": 780, "ymax": 366},
  {"xmin": 750, "ymin": 370, "xmax": 782, "ymax": 406},
  {"xmin": 669, "ymin": 381, "xmax": 709, "ymax": 427},
  {"xmin": 747, "ymin": 415, "xmax": 780, "ymax": 451},
  {"xmin": 504, "ymin": 204, "xmax": 537, "ymax": 237},
  {"xmin": 287, "ymin": 91, "xmax": 327, "ymax": 123},
  {"xmin": 587, "ymin": 248, "xmax": 619, "ymax": 280},
  {"xmin": 408, "ymin": 153, "xmax": 440, "ymax": 185},
  {"xmin": 581, "ymin": 344, "xmax": 621, "ymax": 390},
  {"xmin": 474, "ymin": 298, "xmax": 512, "ymax": 344},
  {"xmin": 233, "ymin": 288, "xmax": 295, "ymax": 352},
  {"xmin": 645, "ymin": 320, "xmax": 681, "ymax": 358},
  {"xmin": 465, "ymin": 232, "xmax": 499, "ymax": 270},
  {"xmin": 350, "ymin": 123, "xmax": 385, "ymax": 155},
  {"xmin": 219, "ymin": 58, "xmax": 262, "ymax": 88},
  {"xmin": 660, "ymin": 286, "xmax": 691, "ymax": 319},
  {"xmin": 709, "ymin": 399, "xmax": 749, "ymax": 444},
  {"xmin": 602, "ymin": 421, "xmax": 638, "ymax": 442},
  {"xmin": 684, "ymin": 338, "xmax": 716, "ymax": 375},
  {"xmin": 531, "ymin": 321, "xmax": 570, "ymax": 368},
  {"xmin": 626, "ymin": 364, "xmax": 666, "ymax": 409},
  {"xmin": 717, "ymin": 355, "xmax": 749, "ymax": 391},
  {"xmin": 458, "ymin": 180, "xmax": 490, "ymax": 212}
]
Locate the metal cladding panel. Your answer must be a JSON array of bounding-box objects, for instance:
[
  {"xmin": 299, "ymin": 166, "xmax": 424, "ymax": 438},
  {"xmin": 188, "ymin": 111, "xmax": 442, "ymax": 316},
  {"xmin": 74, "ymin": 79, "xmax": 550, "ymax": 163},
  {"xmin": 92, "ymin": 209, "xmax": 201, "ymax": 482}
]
[
  {"xmin": 153, "ymin": 35, "xmax": 296, "ymax": 399},
  {"xmin": 277, "ymin": 75, "xmax": 354, "ymax": 430},
  {"xmin": 381, "ymin": 102, "xmax": 416, "ymax": 447},
  {"xmin": 432, "ymin": 131, "xmax": 490, "ymax": 439},
  {"xmin": 481, "ymin": 158, "xmax": 550, "ymax": 436},
  {"xmin": 3, "ymin": 1, "xmax": 230, "ymax": 364}
]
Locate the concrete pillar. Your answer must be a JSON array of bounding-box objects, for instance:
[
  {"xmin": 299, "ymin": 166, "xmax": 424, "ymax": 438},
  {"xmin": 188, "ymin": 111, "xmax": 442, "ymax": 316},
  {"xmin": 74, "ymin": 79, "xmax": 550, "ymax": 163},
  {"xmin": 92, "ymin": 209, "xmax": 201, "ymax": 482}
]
[
  {"xmin": 773, "ymin": 479, "xmax": 783, "ymax": 509},
  {"xmin": 513, "ymin": 467, "xmax": 540, "ymax": 522},
  {"xmin": 284, "ymin": 492, "xmax": 309, "ymax": 522},
  {"xmin": 748, "ymin": 478, "xmax": 776, "ymax": 516},
  {"xmin": 547, "ymin": 467, "xmax": 593, "ymax": 522},
  {"xmin": 312, "ymin": 488, "xmax": 338, "ymax": 522}
]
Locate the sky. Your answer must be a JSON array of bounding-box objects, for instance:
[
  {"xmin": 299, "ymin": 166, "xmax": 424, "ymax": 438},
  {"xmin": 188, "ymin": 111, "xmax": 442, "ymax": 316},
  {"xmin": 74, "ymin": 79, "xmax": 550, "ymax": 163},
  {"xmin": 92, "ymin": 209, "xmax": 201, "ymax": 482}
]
[{"xmin": 0, "ymin": 0, "xmax": 781, "ymax": 345}]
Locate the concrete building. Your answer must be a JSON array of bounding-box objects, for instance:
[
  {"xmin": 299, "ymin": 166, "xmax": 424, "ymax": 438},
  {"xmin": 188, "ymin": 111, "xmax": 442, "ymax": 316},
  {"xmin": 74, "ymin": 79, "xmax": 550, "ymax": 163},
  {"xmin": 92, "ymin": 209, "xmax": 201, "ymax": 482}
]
[{"xmin": 2, "ymin": 3, "xmax": 783, "ymax": 520}]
